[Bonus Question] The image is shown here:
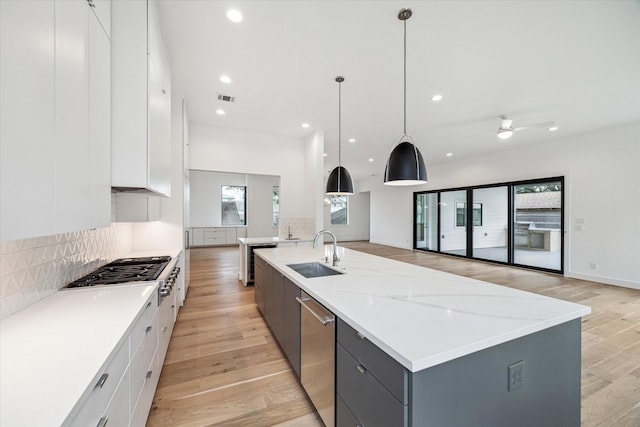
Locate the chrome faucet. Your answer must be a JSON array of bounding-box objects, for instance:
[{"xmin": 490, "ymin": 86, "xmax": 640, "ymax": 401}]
[{"xmin": 313, "ymin": 230, "xmax": 339, "ymax": 266}]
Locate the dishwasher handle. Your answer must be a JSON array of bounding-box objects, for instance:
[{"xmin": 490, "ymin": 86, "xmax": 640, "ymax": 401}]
[{"xmin": 296, "ymin": 296, "xmax": 335, "ymax": 326}]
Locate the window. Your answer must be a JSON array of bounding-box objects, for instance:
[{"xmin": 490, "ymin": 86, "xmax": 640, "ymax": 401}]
[
  {"xmin": 221, "ymin": 185, "xmax": 246, "ymax": 225},
  {"xmin": 330, "ymin": 195, "xmax": 348, "ymax": 225},
  {"xmin": 455, "ymin": 202, "xmax": 482, "ymax": 227},
  {"xmin": 272, "ymin": 186, "xmax": 280, "ymax": 226}
]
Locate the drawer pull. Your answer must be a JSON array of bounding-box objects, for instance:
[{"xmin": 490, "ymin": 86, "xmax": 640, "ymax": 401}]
[
  {"xmin": 146, "ymin": 370, "xmax": 153, "ymax": 379},
  {"xmin": 146, "ymin": 301, "xmax": 152, "ymax": 309},
  {"xmin": 145, "ymin": 326, "xmax": 153, "ymax": 334},
  {"xmin": 96, "ymin": 416, "xmax": 108, "ymax": 427},
  {"xmin": 95, "ymin": 373, "xmax": 109, "ymax": 389},
  {"xmin": 356, "ymin": 364, "xmax": 366, "ymax": 374},
  {"xmin": 356, "ymin": 332, "xmax": 365, "ymax": 340},
  {"xmin": 162, "ymin": 326, "xmax": 168, "ymax": 332}
]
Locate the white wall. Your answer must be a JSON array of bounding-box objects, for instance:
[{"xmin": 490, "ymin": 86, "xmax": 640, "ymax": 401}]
[
  {"xmin": 247, "ymin": 174, "xmax": 280, "ymax": 237},
  {"xmin": 361, "ymin": 121, "xmax": 640, "ymax": 289},
  {"xmin": 324, "ymin": 191, "xmax": 370, "ymax": 241},
  {"xmin": 189, "ymin": 125, "xmax": 323, "ymax": 222},
  {"xmin": 189, "ymin": 170, "xmax": 246, "ymax": 227}
]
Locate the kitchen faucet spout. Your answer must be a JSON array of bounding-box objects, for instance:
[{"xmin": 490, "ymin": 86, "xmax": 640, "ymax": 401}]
[{"xmin": 313, "ymin": 230, "xmax": 340, "ymax": 267}]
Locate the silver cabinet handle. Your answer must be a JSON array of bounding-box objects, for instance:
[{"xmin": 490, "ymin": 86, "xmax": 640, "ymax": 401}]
[
  {"xmin": 146, "ymin": 301, "xmax": 152, "ymax": 309},
  {"xmin": 356, "ymin": 332, "xmax": 365, "ymax": 340},
  {"xmin": 296, "ymin": 296, "xmax": 334, "ymax": 326},
  {"xmin": 185, "ymin": 230, "xmax": 190, "ymax": 249},
  {"xmin": 146, "ymin": 370, "xmax": 153, "ymax": 379},
  {"xmin": 96, "ymin": 416, "xmax": 108, "ymax": 427},
  {"xmin": 95, "ymin": 373, "xmax": 108, "ymax": 389},
  {"xmin": 145, "ymin": 326, "xmax": 152, "ymax": 334},
  {"xmin": 356, "ymin": 364, "xmax": 366, "ymax": 374},
  {"xmin": 162, "ymin": 326, "xmax": 168, "ymax": 332}
]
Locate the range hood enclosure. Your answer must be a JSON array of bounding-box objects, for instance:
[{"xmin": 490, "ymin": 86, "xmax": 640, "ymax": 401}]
[{"xmin": 111, "ymin": 0, "xmax": 171, "ymax": 197}]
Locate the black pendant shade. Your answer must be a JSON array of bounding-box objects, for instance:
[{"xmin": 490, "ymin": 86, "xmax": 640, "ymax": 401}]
[
  {"xmin": 384, "ymin": 141, "xmax": 427, "ymax": 185},
  {"xmin": 384, "ymin": 8, "xmax": 429, "ymax": 186},
  {"xmin": 326, "ymin": 165, "xmax": 354, "ymax": 195},
  {"xmin": 326, "ymin": 76, "xmax": 354, "ymax": 195}
]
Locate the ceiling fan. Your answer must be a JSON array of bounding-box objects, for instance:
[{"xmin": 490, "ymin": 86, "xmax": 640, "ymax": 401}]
[{"xmin": 497, "ymin": 116, "xmax": 557, "ymax": 140}]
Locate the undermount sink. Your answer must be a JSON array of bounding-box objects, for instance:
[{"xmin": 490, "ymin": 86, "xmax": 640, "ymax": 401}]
[{"xmin": 287, "ymin": 262, "xmax": 344, "ymax": 278}]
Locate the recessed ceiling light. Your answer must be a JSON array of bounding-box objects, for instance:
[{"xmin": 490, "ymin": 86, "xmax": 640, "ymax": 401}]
[
  {"xmin": 431, "ymin": 94, "xmax": 443, "ymax": 102},
  {"xmin": 368, "ymin": 158, "xmax": 374, "ymax": 162},
  {"xmin": 548, "ymin": 126, "xmax": 558, "ymax": 132},
  {"xmin": 227, "ymin": 9, "xmax": 243, "ymax": 23},
  {"xmin": 220, "ymin": 75, "xmax": 231, "ymax": 83},
  {"xmin": 302, "ymin": 123, "xmax": 310, "ymax": 128},
  {"xmin": 446, "ymin": 152, "xmax": 453, "ymax": 157},
  {"xmin": 349, "ymin": 138, "xmax": 356, "ymax": 143},
  {"xmin": 216, "ymin": 109, "xmax": 225, "ymax": 115}
]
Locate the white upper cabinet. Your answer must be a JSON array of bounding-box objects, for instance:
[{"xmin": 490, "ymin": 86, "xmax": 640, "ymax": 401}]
[
  {"xmin": 112, "ymin": 0, "xmax": 172, "ymax": 197},
  {"xmin": 0, "ymin": 0, "xmax": 56, "ymax": 242},
  {"xmin": 0, "ymin": 0, "xmax": 111, "ymax": 242}
]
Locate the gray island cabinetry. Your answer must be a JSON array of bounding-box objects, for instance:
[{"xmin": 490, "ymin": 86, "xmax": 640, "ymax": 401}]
[
  {"xmin": 254, "ymin": 246, "xmax": 590, "ymax": 427},
  {"xmin": 254, "ymin": 255, "xmax": 301, "ymax": 377}
]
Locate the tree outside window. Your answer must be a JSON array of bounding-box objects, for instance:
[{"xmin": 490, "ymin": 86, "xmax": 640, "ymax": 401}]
[
  {"xmin": 330, "ymin": 195, "xmax": 348, "ymax": 225},
  {"xmin": 221, "ymin": 185, "xmax": 246, "ymax": 225},
  {"xmin": 272, "ymin": 186, "xmax": 279, "ymax": 226}
]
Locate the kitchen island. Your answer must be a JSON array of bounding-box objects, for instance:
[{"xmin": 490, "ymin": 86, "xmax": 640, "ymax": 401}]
[{"xmin": 255, "ymin": 245, "xmax": 591, "ymax": 426}]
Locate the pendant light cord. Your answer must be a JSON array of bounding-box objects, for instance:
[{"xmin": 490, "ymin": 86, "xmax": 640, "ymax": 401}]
[
  {"xmin": 403, "ymin": 18, "xmax": 407, "ymax": 136},
  {"xmin": 338, "ymin": 79, "xmax": 342, "ymax": 167}
]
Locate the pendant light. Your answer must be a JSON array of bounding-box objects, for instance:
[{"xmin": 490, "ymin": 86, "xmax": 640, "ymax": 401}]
[
  {"xmin": 326, "ymin": 76, "xmax": 354, "ymax": 195},
  {"xmin": 384, "ymin": 8, "xmax": 428, "ymax": 186}
]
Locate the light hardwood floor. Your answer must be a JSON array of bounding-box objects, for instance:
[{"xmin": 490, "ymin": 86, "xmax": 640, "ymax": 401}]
[{"xmin": 147, "ymin": 243, "xmax": 640, "ymax": 427}]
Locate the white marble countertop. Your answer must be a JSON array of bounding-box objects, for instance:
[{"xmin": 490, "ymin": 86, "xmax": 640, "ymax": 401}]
[
  {"xmin": 238, "ymin": 236, "xmax": 314, "ymax": 245},
  {"xmin": 0, "ymin": 282, "xmax": 158, "ymax": 426},
  {"xmin": 255, "ymin": 246, "xmax": 591, "ymax": 372}
]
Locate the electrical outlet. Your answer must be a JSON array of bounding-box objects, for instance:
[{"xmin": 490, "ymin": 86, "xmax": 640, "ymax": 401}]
[
  {"xmin": 508, "ymin": 361, "xmax": 525, "ymax": 391},
  {"xmin": 590, "ymin": 262, "xmax": 597, "ymax": 270}
]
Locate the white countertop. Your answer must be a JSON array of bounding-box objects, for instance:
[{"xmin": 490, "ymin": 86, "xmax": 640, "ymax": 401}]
[
  {"xmin": 238, "ymin": 236, "xmax": 314, "ymax": 245},
  {"xmin": 0, "ymin": 282, "xmax": 158, "ymax": 426},
  {"xmin": 256, "ymin": 246, "xmax": 591, "ymax": 372}
]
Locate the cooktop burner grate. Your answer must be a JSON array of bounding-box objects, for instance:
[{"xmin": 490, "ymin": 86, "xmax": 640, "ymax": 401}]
[{"xmin": 66, "ymin": 256, "xmax": 171, "ymax": 288}]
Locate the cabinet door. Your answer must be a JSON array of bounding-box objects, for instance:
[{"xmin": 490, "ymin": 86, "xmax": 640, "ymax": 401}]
[
  {"xmin": 147, "ymin": 0, "xmax": 171, "ymax": 197},
  {"xmin": 88, "ymin": 6, "xmax": 112, "ymax": 229},
  {"xmin": 0, "ymin": 0, "xmax": 55, "ymax": 241},
  {"xmin": 254, "ymin": 256, "xmax": 266, "ymax": 315},
  {"xmin": 55, "ymin": 0, "xmax": 90, "ymax": 234},
  {"xmin": 283, "ymin": 277, "xmax": 301, "ymax": 377}
]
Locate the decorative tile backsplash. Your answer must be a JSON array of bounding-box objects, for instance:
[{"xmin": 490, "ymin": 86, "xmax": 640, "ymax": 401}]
[
  {"xmin": 0, "ymin": 223, "xmax": 133, "ymax": 320},
  {"xmin": 279, "ymin": 218, "xmax": 316, "ymax": 239}
]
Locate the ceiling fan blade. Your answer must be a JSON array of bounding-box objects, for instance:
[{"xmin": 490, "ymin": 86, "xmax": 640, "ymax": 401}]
[{"xmin": 513, "ymin": 121, "xmax": 556, "ymax": 132}]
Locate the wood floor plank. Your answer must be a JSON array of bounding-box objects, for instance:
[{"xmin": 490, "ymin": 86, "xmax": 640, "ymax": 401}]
[{"xmin": 147, "ymin": 243, "xmax": 640, "ymax": 427}]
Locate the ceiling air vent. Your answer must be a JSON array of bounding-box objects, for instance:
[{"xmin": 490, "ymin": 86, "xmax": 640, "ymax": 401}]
[{"xmin": 218, "ymin": 94, "xmax": 235, "ymax": 102}]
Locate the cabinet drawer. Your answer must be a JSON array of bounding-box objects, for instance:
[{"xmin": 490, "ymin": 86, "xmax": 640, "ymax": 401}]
[
  {"xmin": 204, "ymin": 227, "xmax": 225, "ymax": 236},
  {"xmin": 66, "ymin": 338, "xmax": 129, "ymax": 427},
  {"xmin": 336, "ymin": 393, "xmax": 362, "ymax": 427},
  {"xmin": 336, "ymin": 344, "xmax": 408, "ymax": 427},
  {"xmin": 131, "ymin": 349, "xmax": 161, "ymax": 427},
  {"xmin": 204, "ymin": 236, "xmax": 226, "ymax": 245},
  {"xmin": 130, "ymin": 310, "xmax": 159, "ymax": 411},
  {"xmin": 99, "ymin": 369, "xmax": 130, "ymax": 427},
  {"xmin": 337, "ymin": 318, "xmax": 408, "ymax": 404},
  {"xmin": 130, "ymin": 293, "xmax": 157, "ymax": 353}
]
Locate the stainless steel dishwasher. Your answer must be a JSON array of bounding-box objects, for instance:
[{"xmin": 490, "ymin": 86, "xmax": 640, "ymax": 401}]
[{"xmin": 297, "ymin": 291, "xmax": 335, "ymax": 427}]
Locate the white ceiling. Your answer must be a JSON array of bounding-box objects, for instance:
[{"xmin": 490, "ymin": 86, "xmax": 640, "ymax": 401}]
[{"xmin": 157, "ymin": 0, "xmax": 640, "ymax": 181}]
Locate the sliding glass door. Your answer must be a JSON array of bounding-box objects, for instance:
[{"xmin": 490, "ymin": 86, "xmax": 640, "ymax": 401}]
[
  {"xmin": 415, "ymin": 193, "xmax": 438, "ymax": 250},
  {"xmin": 472, "ymin": 186, "xmax": 508, "ymax": 263},
  {"xmin": 440, "ymin": 190, "xmax": 467, "ymax": 256},
  {"xmin": 414, "ymin": 177, "xmax": 563, "ymax": 273},
  {"xmin": 513, "ymin": 180, "xmax": 563, "ymax": 270}
]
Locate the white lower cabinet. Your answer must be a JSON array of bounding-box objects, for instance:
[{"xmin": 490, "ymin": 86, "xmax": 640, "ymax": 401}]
[
  {"xmin": 190, "ymin": 227, "xmax": 247, "ymax": 246},
  {"xmin": 64, "ymin": 288, "xmax": 174, "ymax": 427}
]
